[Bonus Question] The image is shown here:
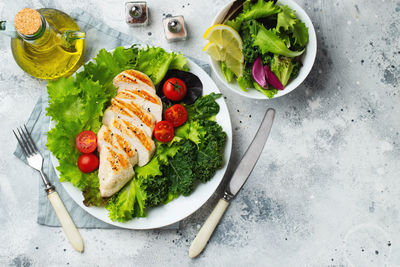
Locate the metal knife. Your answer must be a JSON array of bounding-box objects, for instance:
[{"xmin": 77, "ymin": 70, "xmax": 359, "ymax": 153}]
[{"xmin": 189, "ymin": 108, "xmax": 275, "ymax": 258}]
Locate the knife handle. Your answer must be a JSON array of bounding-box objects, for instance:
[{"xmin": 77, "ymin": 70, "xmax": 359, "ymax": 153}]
[
  {"xmin": 48, "ymin": 191, "xmax": 84, "ymax": 253},
  {"xmin": 189, "ymin": 198, "xmax": 230, "ymax": 258}
]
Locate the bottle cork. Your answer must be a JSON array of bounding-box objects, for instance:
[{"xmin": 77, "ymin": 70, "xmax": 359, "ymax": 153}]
[{"xmin": 14, "ymin": 8, "xmax": 42, "ymax": 36}]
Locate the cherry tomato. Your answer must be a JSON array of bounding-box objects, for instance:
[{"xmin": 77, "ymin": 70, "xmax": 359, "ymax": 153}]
[
  {"xmin": 164, "ymin": 104, "xmax": 188, "ymax": 127},
  {"xmin": 162, "ymin": 78, "xmax": 187, "ymax": 101},
  {"xmin": 76, "ymin": 131, "xmax": 97, "ymax": 153},
  {"xmin": 77, "ymin": 153, "xmax": 99, "ymax": 173},
  {"xmin": 154, "ymin": 121, "xmax": 174, "ymax": 143}
]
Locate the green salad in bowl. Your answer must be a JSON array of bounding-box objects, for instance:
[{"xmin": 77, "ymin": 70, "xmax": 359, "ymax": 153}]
[{"xmin": 204, "ymin": 0, "xmax": 317, "ymax": 99}]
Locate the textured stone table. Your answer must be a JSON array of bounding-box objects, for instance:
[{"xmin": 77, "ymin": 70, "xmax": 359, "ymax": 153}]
[{"xmin": 1, "ymin": 0, "xmax": 399, "ymax": 266}]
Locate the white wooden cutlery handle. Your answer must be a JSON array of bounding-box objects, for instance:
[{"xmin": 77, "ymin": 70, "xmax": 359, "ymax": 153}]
[
  {"xmin": 48, "ymin": 191, "xmax": 84, "ymax": 252},
  {"xmin": 189, "ymin": 198, "xmax": 230, "ymax": 258}
]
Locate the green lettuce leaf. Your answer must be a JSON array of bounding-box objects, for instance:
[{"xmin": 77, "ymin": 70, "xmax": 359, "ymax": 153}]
[
  {"xmin": 57, "ymin": 159, "xmax": 87, "ymax": 189},
  {"xmin": 82, "ymin": 172, "xmax": 108, "ymax": 207},
  {"xmin": 133, "ymin": 179, "xmax": 146, "ymax": 217},
  {"xmin": 270, "ymin": 54, "xmax": 299, "ymax": 86},
  {"xmin": 135, "ymin": 157, "xmax": 162, "ymax": 180},
  {"xmin": 276, "ymin": 5, "xmax": 297, "ymax": 32},
  {"xmin": 226, "ymin": 0, "xmax": 280, "ymax": 31},
  {"xmin": 106, "ymin": 178, "xmax": 146, "ymax": 222},
  {"xmin": 221, "ymin": 61, "xmax": 235, "ymax": 82},
  {"xmin": 292, "ymin": 20, "xmax": 309, "ymax": 47},
  {"xmin": 253, "ymin": 82, "xmax": 278, "ymax": 99},
  {"xmin": 107, "ymin": 179, "xmax": 137, "ymax": 222},
  {"xmin": 156, "ymin": 137, "xmax": 184, "ymax": 165},
  {"xmin": 175, "ymin": 120, "xmax": 206, "ymax": 147},
  {"xmin": 47, "ymin": 76, "xmax": 78, "ymax": 101},
  {"xmin": 237, "ymin": 68, "xmax": 253, "ymax": 91},
  {"xmin": 135, "ymin": 46, "xmax": 188, "ymax": 85},
  {"xmin": 169, "ymin": 53, "xmax": 189, "ymax": 71},
  {"xmin": 253, "ymin": 25, "xmax": 304, "ymax": 57}
]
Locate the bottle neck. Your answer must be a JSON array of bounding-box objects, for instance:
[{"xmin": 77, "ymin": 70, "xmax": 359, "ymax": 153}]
[{"xmin": 17, "ymin": 15, "xmax": 52, "ymax": 46}]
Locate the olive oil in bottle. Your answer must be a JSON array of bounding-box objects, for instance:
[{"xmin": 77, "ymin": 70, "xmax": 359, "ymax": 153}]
[{"xmin": 6, "ymin": 8, "xmax": 86, "ymax": 80}]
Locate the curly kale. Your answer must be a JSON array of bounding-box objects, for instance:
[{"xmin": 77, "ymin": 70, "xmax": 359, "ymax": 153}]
[
  {"xmin": 195, "ymin": 120, "xmax": 227, "ymax": 183},
  {"xmin": 163, "ymin": 140, "xmax": 198, "ymax": 196},
  {"xmin": 240, "ymin": 20, "xmax": 261, "ymax": 65},
  {"xmin": 140, "ymin": 175, "xmax": 170, "ymax": 208}
]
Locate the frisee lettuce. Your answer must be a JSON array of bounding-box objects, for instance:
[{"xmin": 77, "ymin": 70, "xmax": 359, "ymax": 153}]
[
  {"xmin": 226, "ymin": 0, "xmax": 280, "ymax": 31},
  {"xmin": 253, "ymin": 24, "xmax": 304, "ymax": 57}
]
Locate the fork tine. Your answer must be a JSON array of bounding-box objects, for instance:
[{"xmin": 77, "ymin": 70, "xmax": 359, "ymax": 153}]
[
  {"xmin": 20, "ymin": 127, "xmax": 36, "ymax": 155},
  {"xmin": 24, "ymin": 124, "xmax": 38, "ymax": 153},
  {"xmin": 13, "ymin": 129, "xmax": 29, "ymax": 157},
  {"xmin": 18, "ymin": 127, "xmax": 33, "ymax": 156}
]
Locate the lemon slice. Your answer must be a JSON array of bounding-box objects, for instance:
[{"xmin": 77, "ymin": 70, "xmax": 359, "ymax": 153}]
[
  {"xmin": 203, "ymin": 42, "xmax": 243, "ymax": 77},
  {"xmin": 203, "ymin": 42, "xmax": 226, "ymax": 61},
  {"xmin": 203, "ymin": 24, "xmax": 244, "ymax": 63},
  {"xmin": 225, "ymin": 53, "xmax": 243, "ymax": 77}
]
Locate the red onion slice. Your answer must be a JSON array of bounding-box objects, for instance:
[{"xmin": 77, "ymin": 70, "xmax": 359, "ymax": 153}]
[
  {"xmin": 252, "ymin": 57, "xmax": 268, "ymax": 89},
  {"xmin": 264, "ymin": 65, "xmax": 284, "ymax": 90}
]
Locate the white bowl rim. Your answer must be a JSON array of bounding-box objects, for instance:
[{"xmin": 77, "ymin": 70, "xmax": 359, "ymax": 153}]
[{"xmin": 209, "ymin": 0, "xmax": 317, "ymax": 100}]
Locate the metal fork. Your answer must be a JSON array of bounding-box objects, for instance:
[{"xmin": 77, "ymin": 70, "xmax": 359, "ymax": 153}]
[{"xmin": 13, "ymin": 125, "xmax": 84, "ymax": 253}]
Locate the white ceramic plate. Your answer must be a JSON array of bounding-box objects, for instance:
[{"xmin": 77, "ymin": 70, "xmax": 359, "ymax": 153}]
[
  {"xmin": 49, "ymin": 57, "xmax": 232, "ymax": 229},
  {"xmin": 209, "ymin": 0, "xmax": 317, "ymax": 99}
]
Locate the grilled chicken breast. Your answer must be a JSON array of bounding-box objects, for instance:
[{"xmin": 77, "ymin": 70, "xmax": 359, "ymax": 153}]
[
  {"xmin": 113, "ymin": 70, "xmax": 162, "ymax": 122},
  {"xmin": 115, "ymin": 88, "xmax": 163, "ymax": 122},
  {"xmin": 113, "ymin": 70, "xmax": 156, "ymax": 94},
  {"xmin": 97, "ymin": 70, "xmax": 161, "ymax": 197},
  {"xmin": 103, "ymin": 98, "xmax": 156, "ymax": 136}
]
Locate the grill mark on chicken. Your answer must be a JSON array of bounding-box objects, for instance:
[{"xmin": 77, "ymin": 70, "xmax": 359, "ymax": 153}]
[
  {"xmin": 124, "ymin": 70, "xmax": 154, "ymax": 88},
  {"xmin": 111, "ymin": 98, "xmax": 154, "ymax": 128},
  {"xmin": 117, "ymin": 89, "xmax": 160, "ymax": 105},
  {"xmin": 106, "ymin": 147, "xmax": 130, "ymax": 172},
  {"xmin": 112, "ymin": 118, "xmax": 153, "ymax": 151},
  {"xmin": 114, "ymin": 134, "xmax": 135, "ymax": 158}
]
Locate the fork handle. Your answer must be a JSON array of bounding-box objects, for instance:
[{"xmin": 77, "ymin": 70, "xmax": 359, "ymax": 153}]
[{"xmin": 48, "ymin": 191, "xmax": 84, "ymax": 252}]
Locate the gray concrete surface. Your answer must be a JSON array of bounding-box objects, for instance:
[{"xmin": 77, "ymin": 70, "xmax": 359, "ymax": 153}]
[{"xmin": 1, "ymin": 0, "xmax": 399, "ymax": 266}]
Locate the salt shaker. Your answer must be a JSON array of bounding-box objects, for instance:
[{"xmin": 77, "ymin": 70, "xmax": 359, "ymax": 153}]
[
  {"xmin": 162, "ymin": 15, "xmax": 187, "ymax": 42},
  {"xmin": 125, "ymin": 1, "xmax": 148, "ymax": 26}
]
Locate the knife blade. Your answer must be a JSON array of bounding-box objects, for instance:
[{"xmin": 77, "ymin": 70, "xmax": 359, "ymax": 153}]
[
  {"xmin": 226, "ymin": 108, "xmax": 275, "ymax": 198},
  {"xmin": 189, "ymin": 108, "xmax": 275, "ymax": 258}
]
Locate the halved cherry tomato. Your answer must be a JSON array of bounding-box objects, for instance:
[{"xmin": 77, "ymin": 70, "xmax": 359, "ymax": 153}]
[
  {"xmin": 76, "ymin": 131, "xmax": 97, "ymax": 153},
  {"xmin": 154, "ymin": 121, "xmax": 174, "ymax": 142},
  {"xmin": 77, "ymin": 153, "xmax": 99, "ymax": 173},
  {"xmin": 162, "ymin": 77, "xmax": 187, "ymax": 101},
  {"xmin": 164, "ymin": 104, "xmax": 188, "ymax": 127}
]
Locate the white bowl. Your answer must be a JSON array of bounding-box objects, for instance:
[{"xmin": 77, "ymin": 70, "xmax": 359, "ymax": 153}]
[{"xmin": 209, "ymin": 0, "xmax": 317, "ymax": 99}]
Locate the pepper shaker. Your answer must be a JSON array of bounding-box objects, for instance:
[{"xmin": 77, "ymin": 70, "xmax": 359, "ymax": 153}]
[
  {"xmin": 163, "ymin": 15, "xmax": 187, "ymax": 42},
  {"xmin": 125, "ymin": 1, "xmax": 148, "ymax": 26}
]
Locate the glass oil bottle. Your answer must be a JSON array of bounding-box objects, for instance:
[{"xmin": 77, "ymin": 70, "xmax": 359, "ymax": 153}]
[{"xmin": 1, "ymin": 8, "xmax": 86, "ymax": 80}]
